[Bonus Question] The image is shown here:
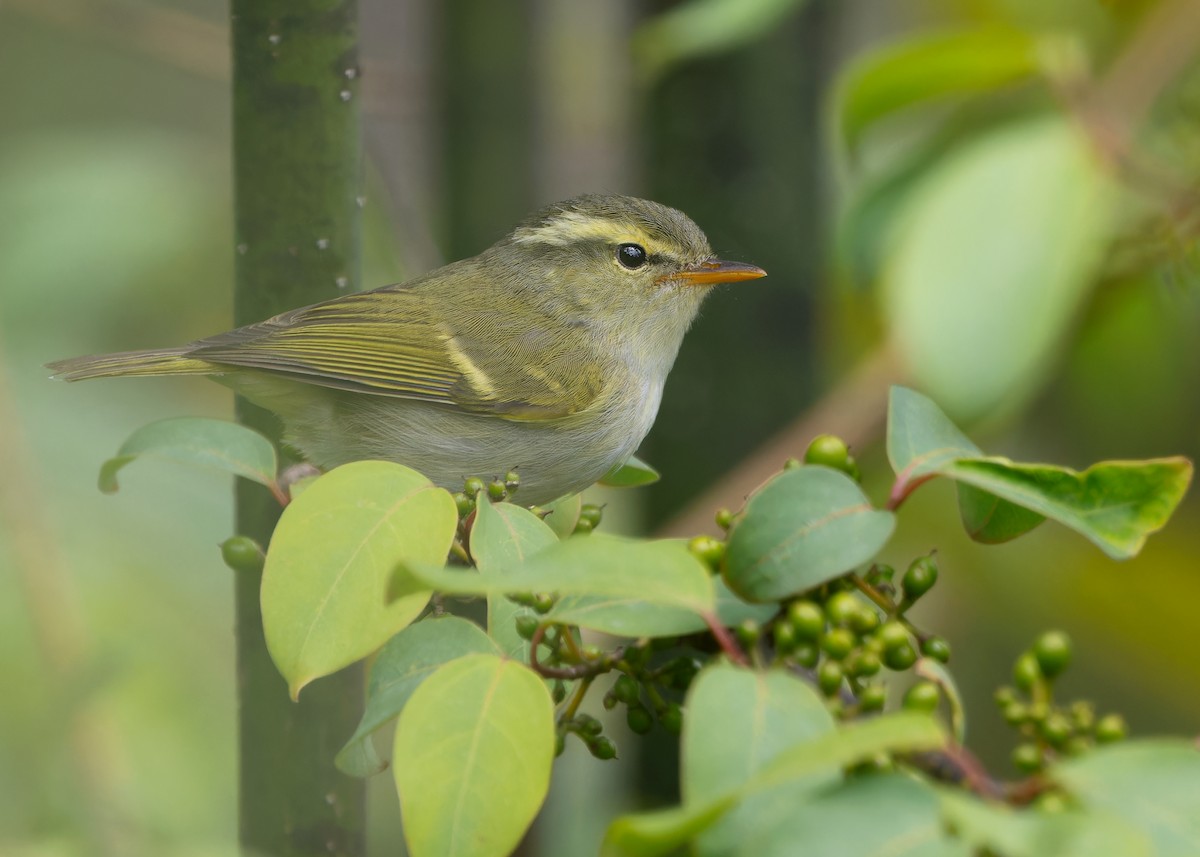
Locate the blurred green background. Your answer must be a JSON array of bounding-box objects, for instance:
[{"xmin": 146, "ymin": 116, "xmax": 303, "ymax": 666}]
[{"xmin": 3, "ymin": 0, "xmax": 1198, "ymax": 854}]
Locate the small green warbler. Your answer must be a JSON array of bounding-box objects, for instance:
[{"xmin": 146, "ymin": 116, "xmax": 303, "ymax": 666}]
[{"xmin": 50, "ymin": 194, "xmax": 766, "ymax": 504}]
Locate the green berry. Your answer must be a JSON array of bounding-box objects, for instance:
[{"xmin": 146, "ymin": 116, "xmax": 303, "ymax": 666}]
[
  {"xmin": 220, "ymin": 536, "xmax": 265, "ymax": 574},
  {"xmin": 514, "ymin": 614, "xmax": 540, "ymax": 640},
  {"xmin": 573, "ymin": 517, "xmax": 595, "ymax": 534},
  {"xmin": 994, "ymin": 686, "xmax": 1016, "ymax": 707},
  {"xmin": 921, "ymin": 636, "xmax": 951, "ymax": 663},
  {"xmin": 463, "ymin": 476, "xmax": 485, "ymax": 497},
  {"xmin": 884, "ymin": 641, "xmax": 917, "ymax": 671},
  {"xmin": 735, "ymin": 619, "xmax": 761, "ymax": 648},
  {"xmin": 574, "ymin": 714, "xmax": 602, "ymax": 737},
  {"xmin": 845, "ymin": 457, "xmax": 861, "ymax": 482},
  {"xmin": 902, "ymin": 555, "xmax": 938, "ymax": 601},
  {"xmin": 866, "ymin": 564, "xmax": 896, "ymax": 584},
  {"xmin": 452, "ymin": 492, "xmax": 474, "ymax": 518},
  {"xmin": 1012, "ymin": 742, "xmax": 1044, "ymax": 774},
  {"xmin": 1071, "ymin": 701, "xmax": 1095, "ymax": 732},
  {"xmin": 504, "ymin": 470, "xmax": 521, "ymax": 492},
  {"xmin": 578, "ymin": 503, "xmax": 603, "ymax": 528},
  {"xmin": 876, "ymin": 621, "xmax": 910, "ymax": 652},
  {"xmin": 688, "ymin": 535, "xmax": 725, "ymax": 571},
  {"xmin": 660, "ymin": 704, "xmax": 683, "ymax": 734},
  {"xmin": 666, "ymin": 657, "xmax": 702, "ymax": 690},
  {"xmin": 858, "ymin": 684, "xmax": 887, "ymax": 712},
  {"xmin": 820, "ymin": 628, "xmax": 856, "ymax": 660},
  {"xmin": 626, "ymin": 705, "xmax": 653, "ymax": 735},
  {"xmin": 845, "ymin": 650, "xmax": 881, "ymax": 678},
  {"xmin": 1013, "ymin": 652, "xmax": 1042, "ymax": 692},
  {"xmin": 792, "ymin": 643, "xmax": 819, "ymax": 669},
  {"xmin": 804, "ymin": 434, "xmax": 850, "ymax": 471},
  {"xmin": 825, "ymin": 591, "xmax": 861, "ymax": 627},
  {"xmin": 487, "ymin": 480, "xmax": 507, "ymax": 501},
  {"xmin": 589, "ymin": 736, "xmax": 617, "ymax": 760},
  {"xmin": 788, "ymin": 601, "xmax": 825, "ymax": 640},
  {"xmin": 1063, "ymin": 736, "xmax": 1091, "ymax": 756},
  {"xmin": 715, "ymin": 508, "xmax": 734, "ymax": 530},
  {"xmin": 784, "ymin": 457, "xmax": 802, "ymax": 470},
  {"xmin": 818, "ymin": 660, "xmax": 844, "ymax": 696},
  {"xmin": 1003, "ymin": 701, "xmax": 1028, "ymax": 726},
  {"xmin": 602, "ymin": 692, "xmax": 617, "ymax": 710},
  {"xmin": 552, "ymin": 682, "xmax": 567, "ymax": 704},
  {"xmin": 1033, "ymin": 630, "xmax": 1072, "ymax": 679},
  {"xmin": 613, "ymin": 674, "xmax": 640, "ymax": 704},
  {"xmin": 849, "ymin": 607, "xmax": 880, "ymax": 636},
  {"xmin": 532, "ymin": 593, "xmax": 556, "ymax": 614},
  {"xmin": 773, "ymin": 619, "xmax": 798, "ymax": 653},
  {"xmin": 1095, "ymin": 713, "xmax": 1128, "ymax": 744},
  {"xmin": 903, "ymin": 681, "xmax": 940, "ymax": 712},
  {"xmin": 1040, "ymin": 712, "xmax": 1073, "ymax": 748}
]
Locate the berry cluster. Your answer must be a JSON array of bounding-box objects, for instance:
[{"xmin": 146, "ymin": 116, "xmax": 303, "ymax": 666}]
[
  {"xmin": 995, "ymin": 631, "xmax": 1127, "ymax": 774},
  {"xmin": 748, "ymin": 554, "xmax": 949, "ymax": 718}
]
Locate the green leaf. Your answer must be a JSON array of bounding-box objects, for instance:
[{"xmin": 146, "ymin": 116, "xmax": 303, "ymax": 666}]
[
  {"xmin": 632, "ymin": 0, "xmax": 808, "ymax": 85},
  {"xmin": 883, "ymin": 117, "xmax": 1113, "ymax": 420},
  {"xmin": 1052, "ymin": 740, "xmax": 1200, "ymax": 856},
  {"xmin": 471, "ymin": 497, "xmax": 558, "ymax": 659},
  {"xmin": 603, "ymin": 711, "xmax": 944, "ymax": 857},
  {"xmin": 541, "ymin": 493, "xmax": 582, "ymax": 539},
  {"xmin": 724, "ymin": 466, "xmax": 895, "ymax": 601},
  {"xmin": 888, "ymin": 387, "xmax": 1192, "ymax": 557},
  {"xmin": 683, "ymin": 665, "xmax": 836, "ymax": 856},
  {"xmin": 98, "ymin": 417, "xmax": 277, "ymax": 493},
  {"xmin": 335, "ymin": 616, "xmax": 499, "ymax": 777},
  {"xmin": 887, "ymin": 385, "xmax": 981, "ymax": 479},
  {"xmin": 752, "ymin": 711, "xmax": 944, "ymax": 793},
  {"xmin": 946, "ymin": 456, "xmax": 1193, "ymax": 559},
  {"xmin": 957, "ymin": 482, "xmax": 1046, "ymax": 544},
  {"xmin": 836, "ymin": 26, "xmax": 1038, "ymax": 155},
  {"xmin": 745, "ymin": 775, "xmax": 970, "ymax": 857},
  {"xmin": 941, "ymin": 790, "xmax": 1151, "ymax": 857},
  {"xmin": 600, "ymin": 455, "xmax": 661, "ymax": 488},
  {"xmin": 261, "ymin": 461, "xmax": 458, "ymax": 699},
  {"xmin": 403, "ymin": 534, "xmax": 716, "ymax": 617},
  {"xmin": 394, "ymin": 653, "xmax": 554, "ymax": 857}
]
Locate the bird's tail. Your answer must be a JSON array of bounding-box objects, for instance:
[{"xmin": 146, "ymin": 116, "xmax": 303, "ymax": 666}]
[{"xmin": 47, "ymin": 347, "xmax": 214, "ymax": 381}]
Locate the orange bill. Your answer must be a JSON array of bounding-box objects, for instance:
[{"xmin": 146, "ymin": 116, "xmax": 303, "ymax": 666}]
[{"xmin": 664, "ymin": 258, "xmax": 767, "ymax": 286}]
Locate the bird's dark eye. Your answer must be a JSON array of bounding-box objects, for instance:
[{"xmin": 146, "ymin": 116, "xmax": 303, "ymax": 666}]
[{"xmin": 616, "ymin": 243, "xmax": 648, "ymax": 270}]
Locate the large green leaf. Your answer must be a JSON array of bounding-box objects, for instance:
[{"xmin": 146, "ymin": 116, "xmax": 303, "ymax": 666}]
[
  {"xmin": 883, "ymin": 117, "xmax": 1113, "ymax": 420},
  {"xmin": 394, "ymin": 653, "xmax": 554, "ymax": 857},
  {"xmin": 402, "ymin": 534, "xmax": 716, "ymax": 617},
  {"xmin": 262, "ymin": 461, "xmax": 458, "ymax": 698},
  {"xmin": 336, "ymin": 616, "xmax": 499, "ymax": 777},
  {"xmin": 471, "ymin": 497, "xmax": 558, "ymax": 659},
  {"xmin": 602, "ymin": 712, "xmax": 944, "ymax": 857},
  {"xmin": 545, "ymin": 575, "xmax": 776, "ymax": 638},
  {"xmin": 632, "ymin": 0, "xmax": 808, "ymax": 85},
  {"xmin": 724, "ymin": 466, "xmax": 895, "ymax": 601},
  {"xmin": 745, "ymin": 775, "xmax": 970, "ymax": 857},
  {"xmin": 1052, "ymin": 740, "xmax": 1200, "ymax": 857},
  {"xmin": 98, "ymin": 417, "xmax": 277, "ymax": 494},
  {"xmin": 683, "ymin": 665, "xmax": 836, "ymax": 856},
  {"xmin": 887, "ymin": 387, "xmax": 1192, "ymax": 557},
  {"xmin": 836, "ymin": 26, "xmax": 1038, "ymax": 155},
  {"xmin": 945, "ymin": 456, "xmax": 1192, "ymax": 559},
  {"xmin": 941, "ymin": 790, "xmax": 1151, "ymax": 857}
]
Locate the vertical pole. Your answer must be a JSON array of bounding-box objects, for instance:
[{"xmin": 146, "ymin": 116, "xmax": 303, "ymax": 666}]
[{"xmin": 230, "ymin": 2, "xmax": 365, "ymax": 854}]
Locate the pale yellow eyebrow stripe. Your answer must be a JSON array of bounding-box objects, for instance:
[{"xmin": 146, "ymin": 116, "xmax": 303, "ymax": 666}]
[{"xmin": 512, "ymin": 211, "xmax": 659, "ymax": 252}]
